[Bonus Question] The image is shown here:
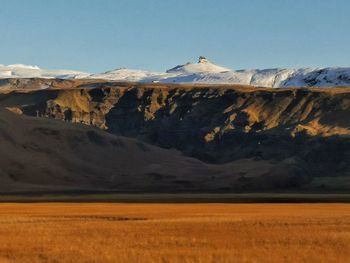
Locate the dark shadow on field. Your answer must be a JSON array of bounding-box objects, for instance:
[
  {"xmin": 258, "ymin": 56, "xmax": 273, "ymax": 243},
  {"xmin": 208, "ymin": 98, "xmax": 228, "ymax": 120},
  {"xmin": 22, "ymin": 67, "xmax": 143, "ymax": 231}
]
[{"xmin": 1, "ymin": 192, "xmax": 350, "ymax": 203}]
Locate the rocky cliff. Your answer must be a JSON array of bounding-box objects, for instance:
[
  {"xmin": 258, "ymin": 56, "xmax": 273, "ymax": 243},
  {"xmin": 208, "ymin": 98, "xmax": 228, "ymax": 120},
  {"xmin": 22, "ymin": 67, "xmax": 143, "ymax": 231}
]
[{"xmin": 1, "ymin": 81, "xmax": 349, "ymax": 192}]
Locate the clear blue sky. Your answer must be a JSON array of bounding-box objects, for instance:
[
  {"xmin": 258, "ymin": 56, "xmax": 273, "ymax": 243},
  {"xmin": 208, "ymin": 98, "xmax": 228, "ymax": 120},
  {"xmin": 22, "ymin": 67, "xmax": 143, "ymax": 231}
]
[{"xmin": 1, "ymin": 0, "xmax": 349, "ymax": 72}]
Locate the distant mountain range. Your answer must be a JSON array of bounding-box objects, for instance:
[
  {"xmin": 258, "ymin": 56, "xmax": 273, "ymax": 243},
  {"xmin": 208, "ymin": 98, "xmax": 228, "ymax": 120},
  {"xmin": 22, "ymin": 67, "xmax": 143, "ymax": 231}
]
[{"xmin": 1, "ymin": 57, "xmax": 350, "ymax": 88}]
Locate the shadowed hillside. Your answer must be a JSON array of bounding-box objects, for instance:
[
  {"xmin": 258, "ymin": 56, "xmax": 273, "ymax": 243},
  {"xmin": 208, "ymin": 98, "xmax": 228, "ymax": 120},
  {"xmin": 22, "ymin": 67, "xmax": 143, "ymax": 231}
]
[
  {"xmin": 0, "ymin": 108, "xmax": 305, "ymax": 193},
  {"xmin": 0, "ymin": 80, "xmax": 349, "ymax": 192}
]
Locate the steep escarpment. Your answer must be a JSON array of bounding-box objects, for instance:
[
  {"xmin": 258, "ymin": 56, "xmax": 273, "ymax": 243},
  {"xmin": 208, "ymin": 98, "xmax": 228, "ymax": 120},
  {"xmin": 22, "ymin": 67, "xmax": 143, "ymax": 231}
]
[
  {"xmin": 1, "ymin": 82, "xmax": 349, "ymax": 191},
  {"xmin": 4, "ymin": 85, "xmax": 349, "ymax": 138}
]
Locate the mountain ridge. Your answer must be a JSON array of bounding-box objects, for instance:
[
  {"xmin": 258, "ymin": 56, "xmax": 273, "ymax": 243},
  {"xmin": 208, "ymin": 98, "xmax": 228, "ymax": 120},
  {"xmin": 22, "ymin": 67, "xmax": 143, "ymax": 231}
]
[
  {"xmin": 1, "ymin": 57, "xmax": 350, "ymax": 88},
  {"xmin": 0, "ymin": 81, "xmax": 349, "ymax": 192}
]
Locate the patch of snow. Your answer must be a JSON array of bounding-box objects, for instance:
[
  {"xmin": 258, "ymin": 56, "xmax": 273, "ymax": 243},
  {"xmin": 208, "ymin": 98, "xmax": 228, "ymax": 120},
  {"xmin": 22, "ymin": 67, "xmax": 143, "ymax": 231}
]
[{"xmin": 0, "ymin": 70, "xmax": 13, "ymax": 77}]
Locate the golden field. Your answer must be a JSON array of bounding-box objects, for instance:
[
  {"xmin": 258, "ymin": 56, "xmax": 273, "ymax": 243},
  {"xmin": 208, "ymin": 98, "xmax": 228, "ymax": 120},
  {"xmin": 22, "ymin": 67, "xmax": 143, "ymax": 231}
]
[{"xmin": 0, "ymin": 203, "xmax": 349, "ymax": 263}]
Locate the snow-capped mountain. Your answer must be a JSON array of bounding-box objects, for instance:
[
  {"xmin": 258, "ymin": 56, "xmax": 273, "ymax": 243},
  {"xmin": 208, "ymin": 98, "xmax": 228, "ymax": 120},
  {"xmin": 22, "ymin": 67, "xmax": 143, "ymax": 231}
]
[
  {"xmin": 0, "ymin": 64, "xmax": 89, "ymax": 79},
  {"xmin": 88, "ymin": 68, "xmax": 169, "ymax": 82},
  {"xmin": 85, "ymin": 57, "xmax": 350, "ymax": 87},
  {"xmin": 166, "ymin": 56, "xmax": 230, "ymax": 74},
  {"xmin": 1, "ymin": 57, "xmax": 350, "ymax": 88}
]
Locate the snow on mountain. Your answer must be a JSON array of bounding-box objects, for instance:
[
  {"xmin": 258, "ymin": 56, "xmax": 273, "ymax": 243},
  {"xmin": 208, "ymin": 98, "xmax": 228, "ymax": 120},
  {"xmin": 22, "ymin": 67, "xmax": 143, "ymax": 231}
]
[
  {"xmin": 7, "ymin": 64, "xmax": 41, "ymax": 70},
  {"xmin": 88, "ymin": 68, "xmax": 169, "ymax": 82},
  {"xmin": 0, "ymin": 64, "xmax": 89, "ymax": 79},
  {"xmin": 1, "ymin": 57, "xmax": 350, "ymax": 88},
  {"xmin": 89, "ymin": 57, "xmax": 350, "ymax": 87},
  {"xmin": 166, "ymin": 56, "xmax": 230, "ymax": 74}
]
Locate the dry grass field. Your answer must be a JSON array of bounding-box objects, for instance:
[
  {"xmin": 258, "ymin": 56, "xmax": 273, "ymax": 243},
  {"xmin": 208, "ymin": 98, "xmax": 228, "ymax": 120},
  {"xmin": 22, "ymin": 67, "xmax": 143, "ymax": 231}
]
[{"xmin": 0, "ymin": 203, "xmax": 349, "ymax": 263}]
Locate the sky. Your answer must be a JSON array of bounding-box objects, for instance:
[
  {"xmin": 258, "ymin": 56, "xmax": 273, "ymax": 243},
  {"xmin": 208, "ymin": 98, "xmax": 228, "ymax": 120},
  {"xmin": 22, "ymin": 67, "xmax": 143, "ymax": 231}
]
[{"xmin": 0, "ymin": 0, "xmax": 349, "ymax": 73}]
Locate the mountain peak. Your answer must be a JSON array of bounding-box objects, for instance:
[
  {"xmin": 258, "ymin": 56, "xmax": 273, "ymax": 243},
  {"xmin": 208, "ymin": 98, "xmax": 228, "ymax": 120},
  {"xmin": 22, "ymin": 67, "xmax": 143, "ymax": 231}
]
[
  {"xmin": 166, "ymin": 57, "xmax": 230, "ymax": 74},
  {"xmin": 198, "ymin": 56, "xmax": 209, "ymax": 63}
]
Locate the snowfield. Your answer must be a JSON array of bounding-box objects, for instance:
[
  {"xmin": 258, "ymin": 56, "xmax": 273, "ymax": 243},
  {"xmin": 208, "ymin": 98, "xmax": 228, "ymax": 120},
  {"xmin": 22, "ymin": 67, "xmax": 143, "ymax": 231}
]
[
  {"xmin": 1, "ymin": 57, "xmax": 350, "ymax": 88},
  {"xmin": 0, "ymin": 64, "xmax": 89, "ymax": 79}
]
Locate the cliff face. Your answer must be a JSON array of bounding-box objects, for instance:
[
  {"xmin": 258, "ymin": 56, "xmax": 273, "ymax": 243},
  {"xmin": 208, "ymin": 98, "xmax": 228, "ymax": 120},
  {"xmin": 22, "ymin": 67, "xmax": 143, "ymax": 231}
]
[
  {"xmin": 1, "ymin": 82, "xmax": 350, "ymax": 191},
  {"xmin": 12, "ymin": 85, "xmax": 350, "ymax": 137}
]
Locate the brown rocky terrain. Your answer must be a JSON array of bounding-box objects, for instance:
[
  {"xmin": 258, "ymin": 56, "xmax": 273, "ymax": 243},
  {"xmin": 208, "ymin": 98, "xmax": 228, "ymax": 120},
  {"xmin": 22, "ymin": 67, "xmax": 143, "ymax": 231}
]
[{"xmin": 0, "ymin": 79, "xmax": 349, "ymax": 192}]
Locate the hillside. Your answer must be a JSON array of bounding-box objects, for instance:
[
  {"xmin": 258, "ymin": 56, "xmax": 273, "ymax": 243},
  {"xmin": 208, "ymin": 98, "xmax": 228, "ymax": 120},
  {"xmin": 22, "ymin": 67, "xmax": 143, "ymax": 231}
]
[
  {"xmin": 1, "ymin": 108, "xmax": 285, "ymax": 193},
  {"xmin": 0, "ymin": 80, "xmax": 349, "ymax": 192}
]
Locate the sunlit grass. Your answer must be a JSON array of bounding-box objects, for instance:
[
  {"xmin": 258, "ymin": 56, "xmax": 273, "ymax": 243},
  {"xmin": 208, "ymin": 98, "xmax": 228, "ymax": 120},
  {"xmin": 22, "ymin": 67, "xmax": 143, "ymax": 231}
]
[{"xmin": 0, "ymin": 203, "xmax": 349, "ymax": 262}]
